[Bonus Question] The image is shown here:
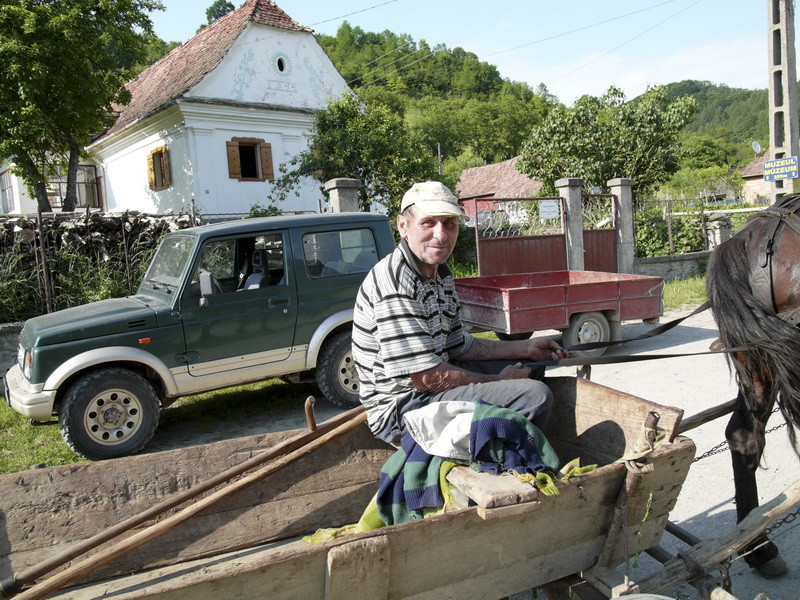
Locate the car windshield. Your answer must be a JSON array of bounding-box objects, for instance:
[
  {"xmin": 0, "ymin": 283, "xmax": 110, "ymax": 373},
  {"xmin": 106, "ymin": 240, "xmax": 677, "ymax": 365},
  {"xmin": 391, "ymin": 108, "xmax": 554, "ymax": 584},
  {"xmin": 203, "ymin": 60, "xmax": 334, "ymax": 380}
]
[{"xmin": 140, "ymin": 235, "xmax": 195, "ymax": 291}]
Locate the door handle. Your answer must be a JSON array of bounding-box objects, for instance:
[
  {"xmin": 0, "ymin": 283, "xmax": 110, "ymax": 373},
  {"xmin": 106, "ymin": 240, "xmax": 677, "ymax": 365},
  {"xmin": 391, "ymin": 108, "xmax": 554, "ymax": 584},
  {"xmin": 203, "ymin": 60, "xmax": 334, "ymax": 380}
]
[{"xmin": 269, "ymin": 297, "xmax": 291, "ymax": 308}]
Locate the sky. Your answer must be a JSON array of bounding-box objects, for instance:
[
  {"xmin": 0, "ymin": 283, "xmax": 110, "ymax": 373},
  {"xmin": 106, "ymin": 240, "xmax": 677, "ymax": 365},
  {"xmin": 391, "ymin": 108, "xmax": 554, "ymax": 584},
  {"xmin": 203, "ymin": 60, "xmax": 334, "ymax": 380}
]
[{"xmin": 148, "ymin": 0, "xmax": 790, "ymax": 105}]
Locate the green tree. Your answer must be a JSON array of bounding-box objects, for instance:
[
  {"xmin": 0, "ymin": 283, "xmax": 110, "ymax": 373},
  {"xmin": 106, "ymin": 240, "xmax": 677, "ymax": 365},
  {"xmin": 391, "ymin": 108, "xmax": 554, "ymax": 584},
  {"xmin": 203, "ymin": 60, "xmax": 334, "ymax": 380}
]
[
  {"xmin": 268, "ymin": 93, "xmax": 437, "ymax": 217},
  {"xmin": 206, "ymin": 0, "xmax": 234, "ymax": 23},
  {"xmin": 517, "ymin": 86, "xmax": 697, "ymax": 196},
  {"xmin": 678, "ymin": 133, "xmax": 738, "ymax": 170},
  {"xmin": 0, "ymin": 0, "xmax": 161, "ymax": 211}
]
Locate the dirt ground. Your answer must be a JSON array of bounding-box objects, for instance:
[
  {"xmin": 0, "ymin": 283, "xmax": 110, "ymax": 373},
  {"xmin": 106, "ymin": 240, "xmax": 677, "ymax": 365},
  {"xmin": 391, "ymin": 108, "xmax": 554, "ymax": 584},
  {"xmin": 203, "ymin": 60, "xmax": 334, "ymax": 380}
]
[{"xmin": 141, "ymin": 308, "xmax": 799, "ymax": 600}]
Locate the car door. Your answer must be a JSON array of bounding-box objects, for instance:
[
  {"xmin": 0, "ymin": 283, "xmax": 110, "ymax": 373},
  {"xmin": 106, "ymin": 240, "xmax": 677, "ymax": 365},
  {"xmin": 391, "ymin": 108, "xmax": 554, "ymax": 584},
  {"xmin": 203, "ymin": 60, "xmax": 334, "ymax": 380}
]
[{"xmin": 178, "ymin": 230, "xmax": 298, "ymax": 377}]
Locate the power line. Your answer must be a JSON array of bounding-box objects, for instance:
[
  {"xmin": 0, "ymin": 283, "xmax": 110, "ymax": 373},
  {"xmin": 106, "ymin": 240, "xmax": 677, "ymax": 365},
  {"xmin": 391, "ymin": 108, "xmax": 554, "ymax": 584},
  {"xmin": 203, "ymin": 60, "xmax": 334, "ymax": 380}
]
[
  {"xmin": 480, "ymin": 0, "xmax": 681, "ymax": 59},
  {"xmin": 547, "ymin": 0, "xmax": 705, "ymax": 87},
  {"xmin": 306, "ymin": 0, "xmax": 403, "ymax": 28}
]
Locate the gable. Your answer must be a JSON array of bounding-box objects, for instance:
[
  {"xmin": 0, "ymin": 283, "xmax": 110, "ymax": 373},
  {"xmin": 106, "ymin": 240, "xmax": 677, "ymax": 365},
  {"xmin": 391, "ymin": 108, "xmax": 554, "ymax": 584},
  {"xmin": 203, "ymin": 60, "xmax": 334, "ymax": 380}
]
[{"xmin": 95, "ymin": 0, "xmax": 343, "ymax": 143}]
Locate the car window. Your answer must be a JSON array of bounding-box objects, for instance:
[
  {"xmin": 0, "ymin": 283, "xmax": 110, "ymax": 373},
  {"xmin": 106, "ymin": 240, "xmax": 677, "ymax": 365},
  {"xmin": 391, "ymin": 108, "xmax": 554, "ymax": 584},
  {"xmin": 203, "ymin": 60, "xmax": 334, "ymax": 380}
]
[{"xmin": 303, "ymin": 228, "xmax": 379, "ymax": 278}]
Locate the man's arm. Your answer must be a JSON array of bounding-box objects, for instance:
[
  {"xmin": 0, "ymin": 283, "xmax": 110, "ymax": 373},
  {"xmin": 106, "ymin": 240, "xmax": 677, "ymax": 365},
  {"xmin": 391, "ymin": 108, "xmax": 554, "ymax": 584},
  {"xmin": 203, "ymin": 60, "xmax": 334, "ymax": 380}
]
[
  {"xmin": 460, "ymin": 335, "xmax": 568, "ymax": 363},
  {"xmin": 409, "ymin": 360, "xmax": 531, "ymax": 394},
  {"xmin": 409, "ymin": 336, "xmax": 569, "ymax": 394}
]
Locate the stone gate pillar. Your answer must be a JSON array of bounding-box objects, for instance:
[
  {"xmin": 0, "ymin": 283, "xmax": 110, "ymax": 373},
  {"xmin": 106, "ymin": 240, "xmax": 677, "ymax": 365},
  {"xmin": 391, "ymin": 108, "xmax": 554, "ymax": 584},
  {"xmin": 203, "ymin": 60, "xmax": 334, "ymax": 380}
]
[
  {"xmin": 324, "ymin": 178, "xmax": 361, "ymax": 212},
  {"xmin": 555, "ymin": 177, "xmax": 585, "ymax": 270},
  {"xmin": 608, "ymin": 178, "xmax": 635, "ymax": 274}
]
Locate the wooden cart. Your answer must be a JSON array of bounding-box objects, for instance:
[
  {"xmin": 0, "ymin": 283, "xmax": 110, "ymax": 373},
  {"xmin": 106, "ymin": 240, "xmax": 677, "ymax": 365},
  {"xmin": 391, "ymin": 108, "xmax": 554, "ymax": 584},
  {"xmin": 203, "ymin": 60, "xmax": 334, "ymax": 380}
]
[{"xmin": 1, "ymin": 378, "xmax": 794, "ymax": 600}]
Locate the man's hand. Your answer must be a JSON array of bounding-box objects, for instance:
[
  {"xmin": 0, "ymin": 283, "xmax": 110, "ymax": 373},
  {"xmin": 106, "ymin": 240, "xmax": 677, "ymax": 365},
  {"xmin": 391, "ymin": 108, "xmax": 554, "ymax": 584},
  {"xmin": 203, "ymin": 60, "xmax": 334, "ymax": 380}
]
[
  {"xmin": 498, "ymin": 362, "xmax": 532, "ymax": 379},
  {"xmin": 528, "ymin": 337, "xmax": 571, "ymax": 361}
]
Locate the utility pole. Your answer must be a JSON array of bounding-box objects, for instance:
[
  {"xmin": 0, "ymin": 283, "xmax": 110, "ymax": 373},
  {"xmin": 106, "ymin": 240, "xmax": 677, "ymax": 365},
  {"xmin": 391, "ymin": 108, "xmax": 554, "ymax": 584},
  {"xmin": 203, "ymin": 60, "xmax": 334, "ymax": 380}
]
[{"xmin": 767, "ymin": 0, "xmax": 799, "ymax": 201}]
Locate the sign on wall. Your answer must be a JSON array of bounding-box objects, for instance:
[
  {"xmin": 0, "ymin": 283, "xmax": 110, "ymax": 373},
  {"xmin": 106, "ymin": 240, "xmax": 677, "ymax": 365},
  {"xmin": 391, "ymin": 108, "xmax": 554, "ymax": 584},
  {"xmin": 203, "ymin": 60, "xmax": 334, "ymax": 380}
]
[{"xmin": 763, "ymin": 156, "xmax": 798, "ymax": 181}]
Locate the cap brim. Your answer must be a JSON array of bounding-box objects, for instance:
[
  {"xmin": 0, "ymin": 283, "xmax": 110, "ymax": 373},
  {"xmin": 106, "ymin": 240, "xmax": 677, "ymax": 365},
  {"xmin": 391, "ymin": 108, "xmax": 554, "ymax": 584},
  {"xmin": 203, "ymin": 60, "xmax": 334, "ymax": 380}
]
[{"xmin": 411, "ymin": 200, "xmax": 469, "ymax": 219}]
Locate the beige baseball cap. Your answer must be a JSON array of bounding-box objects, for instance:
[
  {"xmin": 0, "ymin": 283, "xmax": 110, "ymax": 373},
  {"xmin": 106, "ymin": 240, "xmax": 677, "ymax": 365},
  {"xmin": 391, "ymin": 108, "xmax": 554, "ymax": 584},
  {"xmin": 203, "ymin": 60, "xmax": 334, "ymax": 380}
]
[{"xmin": 400, "ymin": 181, "xmax": 468, "ymax": 219}]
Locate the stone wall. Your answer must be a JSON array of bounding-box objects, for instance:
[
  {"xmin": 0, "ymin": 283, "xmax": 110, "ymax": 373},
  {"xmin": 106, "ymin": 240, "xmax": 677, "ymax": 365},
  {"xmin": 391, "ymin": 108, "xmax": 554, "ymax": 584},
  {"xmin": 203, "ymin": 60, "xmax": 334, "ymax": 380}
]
[{"xmin": 634, "ymin": 251, "xmax": 710, "ymax": 282}]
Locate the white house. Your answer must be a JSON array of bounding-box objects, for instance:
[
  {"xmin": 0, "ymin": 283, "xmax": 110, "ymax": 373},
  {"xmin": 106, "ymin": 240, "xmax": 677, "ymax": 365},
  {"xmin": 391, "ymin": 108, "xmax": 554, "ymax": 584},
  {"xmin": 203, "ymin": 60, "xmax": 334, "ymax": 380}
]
[{"xmin": 1, "ymin": 0, "xmax": 350, "ymax": 216}]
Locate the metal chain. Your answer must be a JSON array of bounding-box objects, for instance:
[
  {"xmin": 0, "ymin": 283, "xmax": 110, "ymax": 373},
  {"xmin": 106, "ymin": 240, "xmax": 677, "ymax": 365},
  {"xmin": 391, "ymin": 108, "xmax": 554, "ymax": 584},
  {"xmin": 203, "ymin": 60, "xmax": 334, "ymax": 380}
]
[
  {"xmin": 692, "ymin": 409, "xmax": 787, "ymax": 463},
  {"xmin": 689, "ymin": 408, "xmax": 796, "ymax": 537}
]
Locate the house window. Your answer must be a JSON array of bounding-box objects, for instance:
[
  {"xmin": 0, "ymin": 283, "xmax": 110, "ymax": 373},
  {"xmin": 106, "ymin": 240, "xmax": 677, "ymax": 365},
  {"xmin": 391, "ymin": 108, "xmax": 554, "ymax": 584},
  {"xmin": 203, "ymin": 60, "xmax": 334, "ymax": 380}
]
[
  {"xmin": 44, "ymin": 165, "xmax": 101, "ymax": 209},
  {"xmin": 148, "ymin": 146, "xmax": 171, "ymax": 191},
  {"xmin": 1, "ymin": 170, "xmax": 12, "ymax": 213},
  {"xmin": 226, "ymin": 137, "xmax": 274, "ymax": 181}
]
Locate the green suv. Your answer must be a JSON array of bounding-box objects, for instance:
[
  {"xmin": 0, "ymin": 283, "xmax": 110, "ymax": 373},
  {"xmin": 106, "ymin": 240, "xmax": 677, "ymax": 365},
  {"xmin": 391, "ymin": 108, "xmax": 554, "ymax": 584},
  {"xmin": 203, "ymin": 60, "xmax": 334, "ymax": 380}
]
[{"xmin": 4, "ymin": 213, "xmax": 394, "ymax": 460}]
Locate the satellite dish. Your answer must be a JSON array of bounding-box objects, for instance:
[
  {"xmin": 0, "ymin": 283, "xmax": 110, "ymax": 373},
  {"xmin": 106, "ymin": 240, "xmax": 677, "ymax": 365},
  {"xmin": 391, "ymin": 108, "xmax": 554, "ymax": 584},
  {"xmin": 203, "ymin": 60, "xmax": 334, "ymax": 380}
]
[{"xmin": 753, "ymin": 141, "xmax": 763, "ymax": 154}]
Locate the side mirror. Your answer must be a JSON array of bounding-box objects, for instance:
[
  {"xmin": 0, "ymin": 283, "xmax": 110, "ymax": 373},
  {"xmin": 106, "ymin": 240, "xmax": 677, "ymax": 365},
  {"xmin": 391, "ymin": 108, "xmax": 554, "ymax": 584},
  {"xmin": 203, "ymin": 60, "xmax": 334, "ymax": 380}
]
[{"xmin": 199, "ymin": 270, "xmax": 214, "ymax": 306}]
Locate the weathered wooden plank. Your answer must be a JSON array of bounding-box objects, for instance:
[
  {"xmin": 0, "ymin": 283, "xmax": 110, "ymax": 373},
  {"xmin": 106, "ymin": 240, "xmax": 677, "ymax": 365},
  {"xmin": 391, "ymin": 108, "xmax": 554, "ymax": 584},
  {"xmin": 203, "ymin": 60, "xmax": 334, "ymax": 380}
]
[
  {"xmin": 446, "ymin": 467, "xmax": 539, "ymax": 508},
  {"xmin": 0, "ymin": 425, "xmax": 393, "ymax": 585},
  {"xmin": 325, "ymin": 536, "xmax": 390, "ymax": 600}
]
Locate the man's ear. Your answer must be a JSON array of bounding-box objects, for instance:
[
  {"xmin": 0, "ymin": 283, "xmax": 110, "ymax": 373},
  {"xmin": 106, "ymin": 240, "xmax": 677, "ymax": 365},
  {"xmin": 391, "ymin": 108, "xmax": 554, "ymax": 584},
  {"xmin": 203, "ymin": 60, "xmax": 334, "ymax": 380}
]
[{"xmin": 397, "ymin": 214, "xmax": 408, "ymax": 238}]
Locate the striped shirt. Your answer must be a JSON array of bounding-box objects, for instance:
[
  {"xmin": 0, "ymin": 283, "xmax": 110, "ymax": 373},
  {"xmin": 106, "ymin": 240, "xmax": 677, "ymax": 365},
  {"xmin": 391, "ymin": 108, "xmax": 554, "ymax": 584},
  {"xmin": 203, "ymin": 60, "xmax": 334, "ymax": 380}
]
[{"xmin": 352, "ymin": 240, "xmax": 473, "ymax": 436}]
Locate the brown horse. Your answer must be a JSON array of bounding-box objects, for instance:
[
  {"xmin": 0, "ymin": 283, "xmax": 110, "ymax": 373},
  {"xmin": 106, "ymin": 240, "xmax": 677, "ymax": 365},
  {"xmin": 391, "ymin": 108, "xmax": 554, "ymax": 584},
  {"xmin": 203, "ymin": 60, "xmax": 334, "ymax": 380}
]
[{"xmin": 706, "ymin": 193, "xmax": 800, "ymax": 576}]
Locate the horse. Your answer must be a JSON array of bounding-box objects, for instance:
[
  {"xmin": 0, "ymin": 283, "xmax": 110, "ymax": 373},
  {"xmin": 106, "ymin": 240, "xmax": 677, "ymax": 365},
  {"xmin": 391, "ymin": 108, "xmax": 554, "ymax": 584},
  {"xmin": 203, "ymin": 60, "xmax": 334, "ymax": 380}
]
[{"xmin": 705, "ymin": 192, "xmax": 800, "ymax": 576}]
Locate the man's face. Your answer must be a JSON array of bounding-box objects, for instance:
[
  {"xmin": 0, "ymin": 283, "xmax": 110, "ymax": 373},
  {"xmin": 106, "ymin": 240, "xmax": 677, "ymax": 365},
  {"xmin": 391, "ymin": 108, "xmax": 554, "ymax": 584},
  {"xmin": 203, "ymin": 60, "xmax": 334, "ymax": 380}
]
[{"xmin": 397, "ymin": 208, "xmax": 460, "ymax": 276}]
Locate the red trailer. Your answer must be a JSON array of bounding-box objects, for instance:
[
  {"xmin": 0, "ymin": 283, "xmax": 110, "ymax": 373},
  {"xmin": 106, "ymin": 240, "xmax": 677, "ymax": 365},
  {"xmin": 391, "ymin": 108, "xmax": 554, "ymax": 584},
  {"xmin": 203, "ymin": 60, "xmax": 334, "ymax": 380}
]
[{"xmin": 455, "ymin": 270, "xmax": 665, "ymax": 356}]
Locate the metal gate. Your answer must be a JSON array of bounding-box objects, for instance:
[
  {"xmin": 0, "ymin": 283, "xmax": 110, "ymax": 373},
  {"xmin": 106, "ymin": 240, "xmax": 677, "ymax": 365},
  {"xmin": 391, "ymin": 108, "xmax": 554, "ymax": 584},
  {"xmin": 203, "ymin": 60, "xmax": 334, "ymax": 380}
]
[{"xmin": 463, "ymin": 195, "xmax": 618, "ymax": 276}]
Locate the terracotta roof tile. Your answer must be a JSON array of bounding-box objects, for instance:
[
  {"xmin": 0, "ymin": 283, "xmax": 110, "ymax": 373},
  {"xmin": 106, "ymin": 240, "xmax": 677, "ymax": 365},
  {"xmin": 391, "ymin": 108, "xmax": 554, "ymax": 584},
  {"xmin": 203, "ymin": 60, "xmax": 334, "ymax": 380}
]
[
  {"xmin": 97, "ymin": 0, "xmax": 309, "ymax": 141},
  {"xmin": 739, "ymin": 153, "xmax": 767, "ymax": 178},
  {"xmin": 456, "ymin": 156, "xmax": 543, "ymax": 199}
]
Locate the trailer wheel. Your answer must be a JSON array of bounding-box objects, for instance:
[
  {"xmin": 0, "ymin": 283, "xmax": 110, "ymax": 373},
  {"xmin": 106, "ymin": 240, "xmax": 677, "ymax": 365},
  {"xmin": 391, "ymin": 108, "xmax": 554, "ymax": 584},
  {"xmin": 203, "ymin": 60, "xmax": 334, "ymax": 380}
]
[
  {"xmin": 563, "ymin": 311, "xmax": 610, "ymax": 358},
  {"xmin": 316, "ymin": 331, "xmax": 361, "ymax": 408},
  {"xmin": 59, "ymin": 368, "xmax": 160, "ymax": 460}
]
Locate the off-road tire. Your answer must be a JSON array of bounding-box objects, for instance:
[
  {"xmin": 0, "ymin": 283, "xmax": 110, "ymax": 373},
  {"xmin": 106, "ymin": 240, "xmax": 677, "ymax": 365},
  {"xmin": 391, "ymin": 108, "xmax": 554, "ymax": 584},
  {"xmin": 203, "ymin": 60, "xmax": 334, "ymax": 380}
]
[
  {"xmin": 59, "ymin": 367, "xmax": 160, "ymax": 460},
  {"xmin": 315, "ymin": 331, "xmax": 360, "ymax": 408},
  {"xmin": 562, "ymin": 311, "xmax": 610, "ymax": 358}
]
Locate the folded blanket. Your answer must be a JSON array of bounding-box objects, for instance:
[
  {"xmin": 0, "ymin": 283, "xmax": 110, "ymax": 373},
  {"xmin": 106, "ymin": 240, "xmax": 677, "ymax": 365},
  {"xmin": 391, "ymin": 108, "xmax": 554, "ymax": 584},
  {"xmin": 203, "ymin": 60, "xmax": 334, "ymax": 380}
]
[
  {"xmin": 376, "ymin": 433, "xmax": 456, "ymax": 525},
  {"xmin": 470, "ymin": 401, "xmax": 559, "ymax": 476}
]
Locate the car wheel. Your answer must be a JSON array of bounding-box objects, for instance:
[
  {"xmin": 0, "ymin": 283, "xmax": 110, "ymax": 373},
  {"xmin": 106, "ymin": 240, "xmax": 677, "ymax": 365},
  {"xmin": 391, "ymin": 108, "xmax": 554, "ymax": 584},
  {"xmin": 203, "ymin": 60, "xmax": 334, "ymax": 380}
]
[
  {"xmin": 562, "ymin": 311, "xmax": 610, "ymax": 358},
  {"xmin": 315, "ymin": 331, "xmax": 360, "ymax": 408},
  {"xmin": 59, "ymin": 368, "xmax": 160, "ymax": 460}
]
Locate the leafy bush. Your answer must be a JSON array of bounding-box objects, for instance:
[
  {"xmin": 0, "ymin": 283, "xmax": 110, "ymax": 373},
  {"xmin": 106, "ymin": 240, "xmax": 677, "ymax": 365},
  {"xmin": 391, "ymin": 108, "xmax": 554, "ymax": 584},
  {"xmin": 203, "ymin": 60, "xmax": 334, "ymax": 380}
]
[{"xmin": 635, "ymin": 208, "xmax": 706, "ymax": 257}]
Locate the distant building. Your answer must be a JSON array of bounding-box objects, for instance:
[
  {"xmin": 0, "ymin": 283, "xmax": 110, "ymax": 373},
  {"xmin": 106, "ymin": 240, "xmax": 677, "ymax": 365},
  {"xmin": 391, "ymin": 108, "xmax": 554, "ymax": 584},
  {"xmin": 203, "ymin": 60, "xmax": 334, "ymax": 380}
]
[
  {"xmin": 739, "ymin": 153, "xmax": 770, "ymax": 204},
  {"xmin": 455, "ymin": 156, "xmax": 543, "ymax": 221},
  {"xmin": 2, "ymin": 0, "xmax": 350, "ymax": 216}
]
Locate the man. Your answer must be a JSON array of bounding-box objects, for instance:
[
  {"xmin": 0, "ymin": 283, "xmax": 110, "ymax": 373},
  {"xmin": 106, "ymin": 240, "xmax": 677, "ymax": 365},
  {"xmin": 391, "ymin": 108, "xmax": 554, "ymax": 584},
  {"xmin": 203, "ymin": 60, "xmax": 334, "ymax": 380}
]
[{"xmin": 352, "ymin": 181, "xmax": 570, "ymax": 445}]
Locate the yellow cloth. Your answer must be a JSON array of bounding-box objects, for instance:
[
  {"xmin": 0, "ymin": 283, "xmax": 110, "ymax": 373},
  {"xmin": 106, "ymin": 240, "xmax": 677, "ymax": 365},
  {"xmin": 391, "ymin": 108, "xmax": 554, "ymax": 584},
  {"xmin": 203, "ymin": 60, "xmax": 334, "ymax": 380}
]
[
  {"xmin": 514, "ymin": 457, "xmax": 597, "ymax": 495},
  {"xmin": 303, "ymin": 461, "xmax": 457, "ymax": 544}
]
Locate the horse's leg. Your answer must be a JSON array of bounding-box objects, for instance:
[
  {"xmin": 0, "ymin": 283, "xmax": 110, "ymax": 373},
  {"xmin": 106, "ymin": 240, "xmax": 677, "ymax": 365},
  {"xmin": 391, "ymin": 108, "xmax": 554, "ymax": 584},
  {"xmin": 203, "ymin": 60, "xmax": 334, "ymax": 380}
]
[{"xmin": 725, "ymin": 391, "xmax": 787, "ymax": 576}]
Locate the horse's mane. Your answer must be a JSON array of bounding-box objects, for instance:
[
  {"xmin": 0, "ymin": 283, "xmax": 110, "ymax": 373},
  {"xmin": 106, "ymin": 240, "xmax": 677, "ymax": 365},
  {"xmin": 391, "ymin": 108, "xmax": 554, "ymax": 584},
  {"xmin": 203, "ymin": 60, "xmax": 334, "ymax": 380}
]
[{"xmin": 707, "ymin": 224, "xmax": 800, "ymax": 451}]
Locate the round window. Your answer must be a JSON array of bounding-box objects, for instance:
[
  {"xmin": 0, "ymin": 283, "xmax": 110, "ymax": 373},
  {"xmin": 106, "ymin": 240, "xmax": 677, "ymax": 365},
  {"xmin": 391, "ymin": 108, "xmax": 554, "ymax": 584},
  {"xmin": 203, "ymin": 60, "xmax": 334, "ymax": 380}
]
[{"xmin": 277, "ymin": 58, "xmax": 286, "ymax": 72}]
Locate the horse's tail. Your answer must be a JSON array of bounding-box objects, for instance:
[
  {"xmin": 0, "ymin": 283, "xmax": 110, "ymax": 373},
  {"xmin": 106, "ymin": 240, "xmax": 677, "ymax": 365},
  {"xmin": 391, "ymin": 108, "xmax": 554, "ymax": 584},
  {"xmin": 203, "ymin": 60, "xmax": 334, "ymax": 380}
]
[{"xmin": 707, "ymin": 234, "xmax": 800, "ymax": 455}]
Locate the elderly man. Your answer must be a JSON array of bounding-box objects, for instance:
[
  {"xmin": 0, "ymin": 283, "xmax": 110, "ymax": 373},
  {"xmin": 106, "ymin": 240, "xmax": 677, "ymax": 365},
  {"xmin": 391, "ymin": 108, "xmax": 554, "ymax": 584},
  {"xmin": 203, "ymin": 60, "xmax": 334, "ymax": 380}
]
[{"xmin": 352, "ymin": 181, "xmax": 569, "ymax": 445}]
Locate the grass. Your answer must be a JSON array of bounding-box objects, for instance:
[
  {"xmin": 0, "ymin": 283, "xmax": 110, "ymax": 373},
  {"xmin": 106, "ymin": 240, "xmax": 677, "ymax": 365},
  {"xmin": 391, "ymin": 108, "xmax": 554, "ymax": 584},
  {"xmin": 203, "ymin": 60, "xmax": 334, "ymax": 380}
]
[
  {"xmin": 662, "ymin": 275, "xmax": 707, "ymax": 313},
  {"xmin": 0, "ymin": 275, "xmax": 708, "ymax": 476}
]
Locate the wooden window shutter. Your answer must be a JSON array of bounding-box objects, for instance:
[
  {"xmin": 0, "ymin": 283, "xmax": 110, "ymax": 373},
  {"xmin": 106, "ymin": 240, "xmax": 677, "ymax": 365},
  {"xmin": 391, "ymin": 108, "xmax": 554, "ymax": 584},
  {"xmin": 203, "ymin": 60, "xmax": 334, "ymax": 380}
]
[
  {"xmin": 160, "ymin": 148, "xmax": 171, "ymax": 188},
  {"xmin": 260, "ymin": 142, "xmax": 274, "ymax": 180},
  {"xmin": 147, "ymin": 146, "xmax": 171, "ymax": 191},
  {"xmin": 227, "ymin": 140, "xmax": 241, "ymax": 179},
  {"xmin": 147, "ymin": 150, "xmax": 157, "ymax": 190}
]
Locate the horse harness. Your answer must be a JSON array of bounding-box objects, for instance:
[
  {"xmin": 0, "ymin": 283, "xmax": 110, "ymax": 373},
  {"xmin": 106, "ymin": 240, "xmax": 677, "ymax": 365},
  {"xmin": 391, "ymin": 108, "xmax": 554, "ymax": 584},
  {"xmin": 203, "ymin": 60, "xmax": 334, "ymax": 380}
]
[{"xmin": 750, "ymin": 194, "xmax": 800, "ymax": 326}]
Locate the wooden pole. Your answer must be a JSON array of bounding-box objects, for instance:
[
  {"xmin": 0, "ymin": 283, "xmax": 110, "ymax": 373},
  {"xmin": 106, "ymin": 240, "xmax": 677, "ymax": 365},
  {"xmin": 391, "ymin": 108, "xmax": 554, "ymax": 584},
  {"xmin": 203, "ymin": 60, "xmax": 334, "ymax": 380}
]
[
  {"xmin": 678, "ymin": 399, "xmax": 737, "ymax": 434},
  {"xmin": 631, "ymin": 479, "xmax": 800, "ymax": 596},
  {"xmin": 2, "ymin": 405, "xmax": 365, "ymax": 599}
]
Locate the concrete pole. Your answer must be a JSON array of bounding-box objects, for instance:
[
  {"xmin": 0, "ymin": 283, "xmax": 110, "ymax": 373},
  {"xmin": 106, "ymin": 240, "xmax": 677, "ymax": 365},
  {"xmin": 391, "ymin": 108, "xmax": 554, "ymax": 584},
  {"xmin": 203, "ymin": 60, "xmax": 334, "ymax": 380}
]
[
  {"xmin": 555, "ymin": 177, "xmax": 585, "ymax": 270},
  {"xmin": 608, "ymin": 178, "xmax": 635, "ymax": 274},
  {"xmin": 324, "ymin": 178, "xmax": 361, "ymax": 212},
  {"xmin": 768, "ymin": 0, "xmax": 799, "ymax": 200}
]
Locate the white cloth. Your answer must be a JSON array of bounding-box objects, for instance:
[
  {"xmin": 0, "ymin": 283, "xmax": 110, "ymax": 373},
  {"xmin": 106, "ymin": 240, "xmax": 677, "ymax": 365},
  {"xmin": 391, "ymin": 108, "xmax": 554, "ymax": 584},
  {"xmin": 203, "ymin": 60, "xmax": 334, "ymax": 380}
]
[{"xmin": 402, "ymin": 401, "xmax": 476, "ymax": 461}]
